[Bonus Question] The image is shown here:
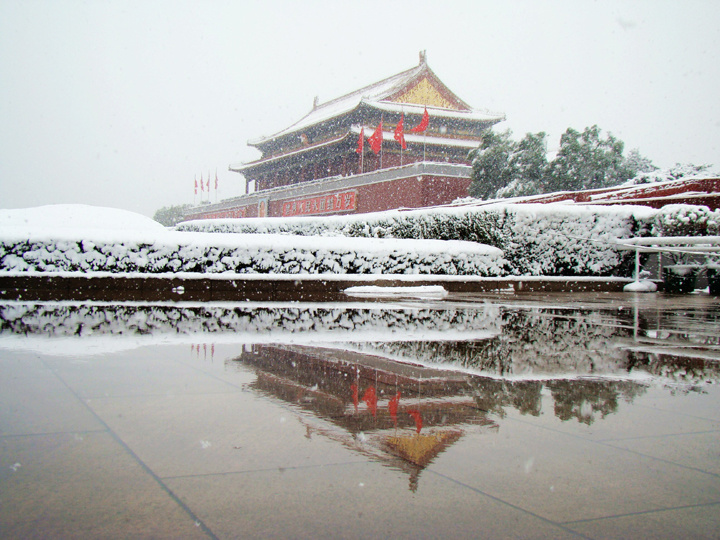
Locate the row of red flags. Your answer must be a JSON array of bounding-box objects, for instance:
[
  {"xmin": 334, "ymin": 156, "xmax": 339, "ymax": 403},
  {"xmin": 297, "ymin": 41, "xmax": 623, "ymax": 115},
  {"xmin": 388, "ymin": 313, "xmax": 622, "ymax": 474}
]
[
  {"xmin": 194, "ymin": 171, "xmax": 219, "ymax": 195},
  {"xmin": 357, "ymin": 106, "xmax": 429, "ymax": 155},
  {"xmin": 351, "ymin": 384, "xmax": 423, "ymax": 432}
]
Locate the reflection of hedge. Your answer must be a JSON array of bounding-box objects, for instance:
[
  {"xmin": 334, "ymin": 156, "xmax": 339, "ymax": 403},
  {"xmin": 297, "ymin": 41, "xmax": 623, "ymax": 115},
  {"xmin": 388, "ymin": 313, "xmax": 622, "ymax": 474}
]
[
  {"xmin": 0, "ymin": 233, "xmax": 503, "ymax": 276},
  {"xmin": 180, "ymin": 204, "xmax": 649, "ymax": 276},
  {"xmin": 0, "ymin": 303, "xmax": 499, "ymax": 339}
]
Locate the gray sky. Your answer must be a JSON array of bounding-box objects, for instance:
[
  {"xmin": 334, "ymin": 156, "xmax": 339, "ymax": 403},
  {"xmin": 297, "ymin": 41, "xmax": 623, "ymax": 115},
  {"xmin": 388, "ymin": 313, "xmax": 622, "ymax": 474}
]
[{"xmin": 1, "ymin": 0, "xmax": 719, "ymax": 218}]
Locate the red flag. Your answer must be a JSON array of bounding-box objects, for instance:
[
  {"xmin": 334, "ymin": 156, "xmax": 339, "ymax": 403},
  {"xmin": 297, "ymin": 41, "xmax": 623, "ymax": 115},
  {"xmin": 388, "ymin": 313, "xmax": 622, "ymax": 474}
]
[
  {"xmin": 200, "ymin": 174, "xmax": 204, "ymax": 192},
  {"xmin": 394, "ymin": 113, "xmax": 407, "ymax": 150},
  {"xmin": 214, "ymin": 170, "xmax": 219, "ymax": 191},
  {"xmin": 408, "ymin": 409, "xmax": 423, "ymax": 433},
  {"xmin": 194, "ymin": 177, "xmax": 198, "ymax": 195},
  {"xmin": 350, "ymin": 383, "xmax": 359, "ymax": 413},
  {"xmin": 368, "ymin": 118, "xmax": 383, "ymax": 154},
  {"xmin": 356, "ymin": 127, "xmax": 364, "ymax": 154},
  {"xmin": 206, "ymin": 176, "xmax": 210, "ymax": 192},
  {"xmin": 389, "ymin": 391, "xmax": 401, "ymax": 426},
  {"xmin": 409, "ymin": 107, "xmax": 429, "ymax": 133},
  {"xmin": 362, "ymin": 386, "xmax": 377, "ymax": 417}
]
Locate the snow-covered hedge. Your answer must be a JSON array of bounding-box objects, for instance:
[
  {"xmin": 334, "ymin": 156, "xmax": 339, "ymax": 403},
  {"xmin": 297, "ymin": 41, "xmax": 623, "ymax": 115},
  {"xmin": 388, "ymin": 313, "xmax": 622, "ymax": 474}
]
[
  {"xmin": 0, "ymin": 230, "xmax": 504, "ymax": 276},
  {"xmin": 652, "ymin": 204, "xmax": 720, "ymax": 237},
  {"xmin": 179, "ymin": 203, "xmax": 654, "ymax": 276}
]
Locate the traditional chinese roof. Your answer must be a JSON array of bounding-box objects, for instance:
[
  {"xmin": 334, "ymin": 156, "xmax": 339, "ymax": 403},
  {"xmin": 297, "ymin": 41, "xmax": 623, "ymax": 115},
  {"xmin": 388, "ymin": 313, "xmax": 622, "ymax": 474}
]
[{"xmin": 247, "ymin": 52, "xmax": 505, "ymax": 151}]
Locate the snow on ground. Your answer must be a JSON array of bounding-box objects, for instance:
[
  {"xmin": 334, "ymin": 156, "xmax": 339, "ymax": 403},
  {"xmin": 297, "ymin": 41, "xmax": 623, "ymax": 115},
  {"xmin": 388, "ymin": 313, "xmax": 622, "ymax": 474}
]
[
  {"xmin": 0, "ymin": 204, "xmax": 166, "ymax": 234},
  {"xmin": 344, "ymin": 285, "xmax": 449, "ymax": 298},
  {"xmin": 623, "ymin": 280, "xmax": 658, "ymax": 292}
]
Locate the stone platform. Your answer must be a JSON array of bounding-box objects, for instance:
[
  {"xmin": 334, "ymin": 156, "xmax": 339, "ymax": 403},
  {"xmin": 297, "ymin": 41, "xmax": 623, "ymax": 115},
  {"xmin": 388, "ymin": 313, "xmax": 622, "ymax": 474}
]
[{"xmin": 0, "ymin": 274, "xmax": 637, "ymax": 302}]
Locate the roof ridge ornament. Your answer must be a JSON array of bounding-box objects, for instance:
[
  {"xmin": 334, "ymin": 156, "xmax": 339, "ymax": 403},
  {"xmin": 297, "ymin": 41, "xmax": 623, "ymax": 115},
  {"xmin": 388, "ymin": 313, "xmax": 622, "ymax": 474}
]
[{"xmin": 419, "ymin": 50, "xmax": 427, "ymax": 65}]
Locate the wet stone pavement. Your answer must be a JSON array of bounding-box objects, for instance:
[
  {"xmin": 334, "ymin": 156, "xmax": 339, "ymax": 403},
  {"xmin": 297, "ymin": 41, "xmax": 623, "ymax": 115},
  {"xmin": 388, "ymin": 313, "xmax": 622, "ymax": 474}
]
[{"xmin": 1, "ymin": 292, "xmax": 720, "ymax": 538}]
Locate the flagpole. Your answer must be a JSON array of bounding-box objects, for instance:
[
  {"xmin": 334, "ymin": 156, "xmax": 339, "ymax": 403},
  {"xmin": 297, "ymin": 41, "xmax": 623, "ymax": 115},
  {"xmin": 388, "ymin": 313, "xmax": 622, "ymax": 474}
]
[
  {"xmin": 379, "ymin": 125, "xmax": 383, "ymax": 170},
  {"xmin": 400, "ymin": 107, "xmax": 404, "ymax": 167},
  {"xmin": 423, "ymin": 101, "xmax": 427, "ymax": 162}
]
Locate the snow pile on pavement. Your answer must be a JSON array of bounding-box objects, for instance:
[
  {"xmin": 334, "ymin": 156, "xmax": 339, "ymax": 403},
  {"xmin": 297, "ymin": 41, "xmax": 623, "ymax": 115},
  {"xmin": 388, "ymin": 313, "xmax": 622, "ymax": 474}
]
[
  {"xmin": 0, "ymin": 205, "xmax": 504, "ymax": 276},
  {"xmin": 0, "ymin": 204, "xmax": 166, "ymax": 233}
]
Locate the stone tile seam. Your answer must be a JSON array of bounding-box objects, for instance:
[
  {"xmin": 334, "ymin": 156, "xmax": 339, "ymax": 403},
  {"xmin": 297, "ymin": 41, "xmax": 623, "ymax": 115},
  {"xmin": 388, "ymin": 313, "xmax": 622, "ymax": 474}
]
[
  {"xmin": 495, "ymin": 414, "xmax": 720, "ymax": 479},
  {"xmin": 0, "ymin": 428, "xmax": 108, "ymax": 440},
  {"xmin": 426, "ymin": 469, "xmax": 594, "ymax": 540},
  {"xmin": 161, "ymin": 459, "xmax": 371, "ymax": 481},
  {"xmin": 559, "ymin": 500, "xmax": 720, "ymax": 526},
  {"xmin": 595, "ymin": 428, "xmax": 720, "ymax": 443},
  {"xmin": 43, "ymin": 360, "xmax": 221, "ymax": 540}
]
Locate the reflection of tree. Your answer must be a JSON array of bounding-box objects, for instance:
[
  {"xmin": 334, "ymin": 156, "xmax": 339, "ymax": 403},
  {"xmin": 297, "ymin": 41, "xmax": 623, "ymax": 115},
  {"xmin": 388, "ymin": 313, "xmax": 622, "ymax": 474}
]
[
  {"xmin": 352, "ymin": 308, "xmax": 633, "ymax": 377},
  {"xmin": 546, "ymin": 379, "xmax": 648, "ymax": 425},
  {"xmin": 464, "ymin": 378, "xmax": 543, "ymax": 419}
]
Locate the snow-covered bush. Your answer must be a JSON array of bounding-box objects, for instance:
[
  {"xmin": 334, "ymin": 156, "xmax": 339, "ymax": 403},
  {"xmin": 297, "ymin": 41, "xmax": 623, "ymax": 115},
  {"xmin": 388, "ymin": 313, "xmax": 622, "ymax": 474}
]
[
  {"xmin": 180, "ymin": 204, "xmax": 649, "ymax": 276},
  {"xmin": 652, "ymin": 205, "xmax": 719, "ymax": 237},
  {"xmin": 0, "ymin": 231, "xmax": 504, "ymax": 276},
  {"xmin": 626, "ymin": 163, "xmax": 713, "ymax": 185}
]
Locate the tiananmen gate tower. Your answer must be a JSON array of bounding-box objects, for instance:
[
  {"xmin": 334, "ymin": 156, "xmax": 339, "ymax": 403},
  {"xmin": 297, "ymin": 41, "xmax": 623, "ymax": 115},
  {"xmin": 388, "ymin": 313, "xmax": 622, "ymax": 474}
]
[{"xmin": 185, "ymin": 52, "xmax": 505, "ymax": 220}]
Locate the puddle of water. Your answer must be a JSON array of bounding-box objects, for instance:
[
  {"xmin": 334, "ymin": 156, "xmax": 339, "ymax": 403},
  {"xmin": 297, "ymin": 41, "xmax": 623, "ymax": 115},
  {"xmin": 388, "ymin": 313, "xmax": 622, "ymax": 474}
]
[{"xmin": 1, "ymin": 293, "xmax": 720, "ymax": 538}]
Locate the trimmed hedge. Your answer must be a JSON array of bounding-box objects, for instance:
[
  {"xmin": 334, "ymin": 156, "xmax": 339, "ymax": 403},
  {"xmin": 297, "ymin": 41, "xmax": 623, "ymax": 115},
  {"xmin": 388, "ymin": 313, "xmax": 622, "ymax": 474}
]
[
  {"xmin": 179, "ymin": 203, "xmax": 655, "ymax": 276},
  {"xmin": 0, "ymin": 231, "xmax": 504, "ymax": 276}
]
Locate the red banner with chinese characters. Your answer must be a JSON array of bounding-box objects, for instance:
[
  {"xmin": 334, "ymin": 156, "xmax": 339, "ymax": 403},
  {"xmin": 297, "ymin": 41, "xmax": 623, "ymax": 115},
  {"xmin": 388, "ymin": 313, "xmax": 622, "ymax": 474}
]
[{"xmin": 281, "ymin": 190, "xmax": 357, "ymax": 217}]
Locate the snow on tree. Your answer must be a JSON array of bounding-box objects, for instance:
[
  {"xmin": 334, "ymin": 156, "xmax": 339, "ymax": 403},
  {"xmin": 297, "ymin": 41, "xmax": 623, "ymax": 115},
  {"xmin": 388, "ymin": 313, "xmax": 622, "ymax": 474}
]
[
  {"xmin": 469, "ymin": 125, "xmax": 653, "ymax": 199},
  {"xmin": 468, "ymin": 130, "xmax": 547, "ymax": 199},
  {"xmin": 153, "ymin": 204, "xmax": 193, "ymax": 227},
  {"xmin": 545, "ymin": 125, "xmax": 633, "ymax": 192},
  {"xmin": 625, "ymin": 162, "xmax": 714, "ymax": 185},
  {"xmin": 468, "ymin": 130, "xmax": 514, "ymax": 200},
  {"xmin": 498, "ymin": 131, "xmax": 547, "ymax": 198}
]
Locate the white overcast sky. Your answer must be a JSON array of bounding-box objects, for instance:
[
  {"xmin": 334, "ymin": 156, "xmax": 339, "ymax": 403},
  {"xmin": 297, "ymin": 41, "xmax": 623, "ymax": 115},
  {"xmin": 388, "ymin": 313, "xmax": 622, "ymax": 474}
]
[{"xmin": 1, "ymin": 0, "xmax": 719, "ymax": 217}]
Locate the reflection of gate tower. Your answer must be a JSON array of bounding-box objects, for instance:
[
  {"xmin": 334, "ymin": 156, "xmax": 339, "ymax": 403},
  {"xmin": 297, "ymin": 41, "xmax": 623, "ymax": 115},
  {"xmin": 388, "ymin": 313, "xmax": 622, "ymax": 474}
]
[
  {"xmin": 234, "ymin": 344, "xmax": 498, "ymax": 491},
  {"xmin": 186, "ymin": 52, "xmax": 505, "ymax": 220}
]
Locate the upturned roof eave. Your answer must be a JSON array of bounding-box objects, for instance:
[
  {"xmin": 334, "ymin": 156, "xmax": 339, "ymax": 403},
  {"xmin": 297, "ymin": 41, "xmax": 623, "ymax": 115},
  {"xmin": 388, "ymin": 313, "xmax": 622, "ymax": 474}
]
[
  {"xmin": 246, "ymin": 99, "xmax": 503, "ymax": 156},
  {"xmin": 231, "ymin": 132, "xmax": 354, "ymax": 172},
  {"xmin": 247, "ymin": 62, "xmax": 430, "ymax": 148},
  {"xmin": 231, "ymin": 124, "xmax": 485, "ymax": 173}
]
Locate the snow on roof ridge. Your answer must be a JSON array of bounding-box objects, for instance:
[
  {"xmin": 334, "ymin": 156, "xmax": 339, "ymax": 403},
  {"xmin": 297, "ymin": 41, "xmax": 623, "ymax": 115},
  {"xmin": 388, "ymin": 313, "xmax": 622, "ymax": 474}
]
[
  {"xmin": 364, "ymin": 100, "xmax": 506, "ymax": 122},
  {"xmin": 247, "ymin": 62, "xmax": 429, "ymax": 146}
]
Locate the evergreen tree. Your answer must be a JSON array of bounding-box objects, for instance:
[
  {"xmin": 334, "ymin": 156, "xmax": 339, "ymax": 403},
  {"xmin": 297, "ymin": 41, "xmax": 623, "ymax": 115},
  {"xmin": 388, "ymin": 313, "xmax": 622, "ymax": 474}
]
[
  {"xmin": 468, "ymin": 130, "xmax": 515, "ymax": 200},
  {"xmin": 498, "ymin": 131, "xmax": 547, "ymax": 198},
  {"xmin": 545, "ymin": 125, "xmax": 633, "ymax": 192},
  {"xmin": 623, "ymin": 148, "xmax": 657, "ymax": 177},
  {"xmin": 153, "ymin": 204, "xmax": 193, "ymax": 227}
]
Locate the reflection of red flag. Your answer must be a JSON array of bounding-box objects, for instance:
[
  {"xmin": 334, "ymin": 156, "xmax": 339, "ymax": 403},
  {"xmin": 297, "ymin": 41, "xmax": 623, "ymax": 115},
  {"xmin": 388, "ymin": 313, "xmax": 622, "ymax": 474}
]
[
  {"xmin": 356, "ymin": 127, "xmax": 364, "ymax": 154},
  {"xmin": 394, "ymin": 114, "xmax": 407, "ymax": 150},
  {"xmin": 409, "ymin": 107, "xmax": 429, "ymax": 133},
  {"xmin": 389, "ymin": 391, "xmax": 401, "ymax": 426},
  {"xmin": 408, "ymin": 409, "xmax": 422, "ymax": 433},
  {"xmin": 351, "ymin": 384, "xmax": 359, "ymax": 413},
  {"xmin": 362, "ymin": 386, "xmax": 377, "ymax": 417},
  {"xmin": 368, "ymin": 119, "xmax": 383, "ymax": 154}
]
